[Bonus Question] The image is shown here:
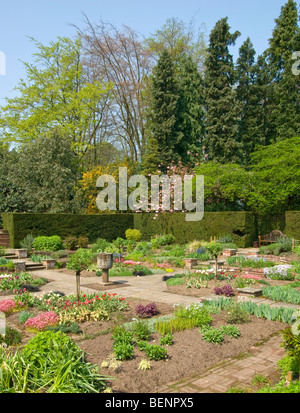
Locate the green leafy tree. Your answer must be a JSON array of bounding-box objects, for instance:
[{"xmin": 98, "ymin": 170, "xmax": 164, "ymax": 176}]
[
  {"xmin": 144, "ymin": 17, "xmax": 207, "ymax": 71},
  {"xmin": 205, "ymin": 242, "xmax": 224, "ymax": 275},
  {"xmin": 194, "ymin": 162, "xmax": 249, "ymax": 211},
  {"xmin": 8, "ymin": 130, "xmax": 80, "ymax": 213},
  {"xmin": 66, "ymin": 248, "xmax": 94, "ymax": 299},
  {"xmin": 246, "ymin": 136, "xmax": 300, "ymax": 214},
  {"xmin": 203, "ymin": 18, "xmax": 242, "ymax": 164},
  {"xmin": 0, "ymin": 36, "xmax": 113, "ymax": 159}
]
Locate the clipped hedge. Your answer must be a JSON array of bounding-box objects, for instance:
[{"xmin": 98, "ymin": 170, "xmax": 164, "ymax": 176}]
[
  {"xmin": 2, "ymin": 213, "xmax": 134, "ymax": 248},
  {"xmin": 2, "ymin": 211, "xmax": 300, "ymax": 248},
  {"xmin": 134, "ymin": 211, "xmax": 256, "ymax": 248}
]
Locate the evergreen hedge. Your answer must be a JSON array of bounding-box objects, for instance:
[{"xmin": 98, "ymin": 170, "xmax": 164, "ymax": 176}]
[
  {"xmin": 1, "ymin": 213, "xmax": 134, "ymax": 248},
  {"xmin": 2, "ymin": 211, "xmax": 300, "ymax": 248}
]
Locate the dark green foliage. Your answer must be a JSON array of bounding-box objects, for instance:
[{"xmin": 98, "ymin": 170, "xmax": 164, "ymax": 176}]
[
  {"xmin": 176, "ymin": 54, "xmax": 205, "ymax": 163},
  {"xmin": 236, "ymin": 38, "xmax": 264, "ymax": 164},
  {"xmin": 2, "ymin": 212, "xmax": 134, "ymax": 248},
  {"xmin": 203, "ymin": 18, "xmax": 242, "ymax": 163},
  {"xmin": 142, "ymin": 49, "xmax": 183, "ymax": 174},
  {"xmin": 267, "ymin": 0, "xmax": 300, "ymax": 140}
]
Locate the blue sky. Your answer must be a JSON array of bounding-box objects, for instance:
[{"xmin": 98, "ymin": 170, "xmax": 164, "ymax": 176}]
[{"xmin": 0, "ymin": 0, "xmax": 297, "ymax": 104}]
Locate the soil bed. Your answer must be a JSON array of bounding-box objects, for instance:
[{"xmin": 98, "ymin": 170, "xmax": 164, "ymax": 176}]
[{"xmin": 77, "ymin": 309, "xmax": 287, "ymax": 393}]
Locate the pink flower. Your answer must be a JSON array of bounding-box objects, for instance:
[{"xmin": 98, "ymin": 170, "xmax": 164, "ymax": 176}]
[{"xmin": 24, "ymin": 311, "xmax": 59, "ymax": 331}]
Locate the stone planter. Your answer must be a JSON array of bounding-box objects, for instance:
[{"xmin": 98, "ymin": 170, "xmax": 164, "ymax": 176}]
[
  {"xmin": 15, "ymin": 249, "xmax": 28, "ymax": 259},
  {"xmin": 97, "ymin": 253, "xmax": 114, "ymax": 283},
  {"xmin": 223, "ymin": 249, "xmax": 237, "ymax": 257},
  {"xmin": 14, "ymin": 261, "xmax": 26, "ymax": 272},
  {"xmin": 42, "ymin": 259, "xmax": 57, "ymax": 270},
  {"xmin": 184, "ymin": 258, "xmax": 198, "ymax": 269}
]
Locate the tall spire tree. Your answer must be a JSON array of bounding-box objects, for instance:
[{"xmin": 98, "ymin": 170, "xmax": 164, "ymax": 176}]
[
  {"xmin": 236, "ymin": 37, "xmax": 264, "ymax": 164},
  {"xmin": 177, "ymin": 54, "xmax": 205, "ymax": 164},
  {"xmin": 203, "ymin": 17, "xmax": 242, "ymax": 164},
  {"xmin": 267, "ymin": 0, "xmax": 300, "ymax": 140},
  {"xmin": 142, "ymin": 49, "xmax": 183, "ymax": 174}
]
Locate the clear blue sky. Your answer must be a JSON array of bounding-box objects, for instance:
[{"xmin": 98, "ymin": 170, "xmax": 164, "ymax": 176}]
[{"xmin": 0, "ymin": 0, "xmax": 297, "ymax": 104}]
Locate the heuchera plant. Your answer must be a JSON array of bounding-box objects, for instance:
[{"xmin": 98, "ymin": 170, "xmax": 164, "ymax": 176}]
[
  {"xmin": 214, "ymin": 284, "xmax": 235, "ymax": 297},
  {"xmin": 135, "ymin": 302, "xmax": 158, "ymax": 318}
]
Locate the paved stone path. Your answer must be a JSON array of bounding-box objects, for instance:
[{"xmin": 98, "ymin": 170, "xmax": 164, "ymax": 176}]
[{"xmin": 2, "ymin": 267, "xmax": 300, "ymax": 393}]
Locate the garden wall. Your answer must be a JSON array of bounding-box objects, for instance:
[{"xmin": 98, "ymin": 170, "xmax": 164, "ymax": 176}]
[{"xmin": 2, "ymin": 211, "xmax": 300, "ymax": 248}]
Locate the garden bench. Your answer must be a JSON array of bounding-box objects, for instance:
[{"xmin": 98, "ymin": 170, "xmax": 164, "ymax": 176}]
[{"xmin": 258, "ymin": 230, "xmax": 286, "ymax": 248}]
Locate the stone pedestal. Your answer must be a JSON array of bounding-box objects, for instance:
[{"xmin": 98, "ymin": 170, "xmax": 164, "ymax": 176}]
[
  {"xmin": 14, "ymin": 261, "xmax": 26, "ymax": 272},
  {"xmin": 97, "ymin": 253, "xmax": 114, "ymax": 284},
  {"xmin": 15, "ymin": 249, "xmax": 28, "ymax": 259}
]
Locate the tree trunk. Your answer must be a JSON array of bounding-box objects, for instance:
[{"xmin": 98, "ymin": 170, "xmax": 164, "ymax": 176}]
[{"xmin": 76, "ymin": 270, "xmax": 81, "ymax": 300}]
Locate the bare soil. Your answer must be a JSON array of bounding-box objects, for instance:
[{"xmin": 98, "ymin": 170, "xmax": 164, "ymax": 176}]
[
  {"xmin": 2, "ymin": 253, "xmax": 297, "ymax": 394},
  {"xmin": 5, "ymin": 295, "xmax": 288, "ymax": 394}
]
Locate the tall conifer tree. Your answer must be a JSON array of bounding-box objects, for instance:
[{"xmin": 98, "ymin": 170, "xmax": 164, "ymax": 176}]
[
  {"xmin": 177, "ymin": 54, "xmax": 205, "ymax": 164},
  {"xmin": 203, "ymin": 17, "xmax": 242, "ymax": 164},
  {"xmin": 142, "ymin": 49, "xmax": 183, "ymax": 174},
  {"xmin": 236, "ymin": 38, "xmax": 264, "ymax": 164},
  {"xmin": 267, "ymin": 0, "xmax": 300, "ymax": 139}
]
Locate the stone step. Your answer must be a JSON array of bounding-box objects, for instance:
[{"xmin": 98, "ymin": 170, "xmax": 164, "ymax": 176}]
[
  {"xmin": 0, "ymin": 229, "xmax": 10, "ymax": 248},
  {"xmin": 25, "ymin": 262, "xmax": 45, "ymax": 271}
]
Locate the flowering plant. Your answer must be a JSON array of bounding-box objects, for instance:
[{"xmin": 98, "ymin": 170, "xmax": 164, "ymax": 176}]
[
  {"xmin": 0, "ymin": 299, "xmax": 25, "ymax": 315},
  {"xmin": 24, "ymin": 311, "xmax": 59, "ymax": 332},
  {"xmin": 263, "ymin": 264, "xmax": 293, "ymax": 280}
]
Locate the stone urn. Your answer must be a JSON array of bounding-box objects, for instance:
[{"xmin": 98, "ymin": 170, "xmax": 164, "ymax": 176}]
[{"xmin": 97, "ymin": 253, "xmax": 114, "ymax": 283}]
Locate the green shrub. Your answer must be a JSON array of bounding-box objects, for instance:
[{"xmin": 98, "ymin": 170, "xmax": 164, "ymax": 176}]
[
  {"xmin": 77, "ymin": 236, "xmax": 89, "ymax": 248},
  {"xmin": 21, "ymin": 330, "xmax": 107, "ymax": 392},
  {"xmin": 18, "ymin": 311, "xmax": 34, "ymax": 324},
  {"xmin": 166, "ymin": 277, "xmax": 185, "ymax": 286},
  {"xmin": 151, "ymin": 234, "xmax": 176, "ymax": 248},
  {"xmin": 47, "ymin": 322, "xmax": 82, "ymax": 334},
  {"xmin": 64, "ymin": 236, "xmax": 78, "ymax": 250},
  {"xmin": 125, "ymin": 229, "xmax": 142, "ymax": 242},
  {"xmin": 90, "ymin": 238, "xmax": 111, "ymax": 253},
  {"xmin": 112, "ymin": 326, "xmax": 134, "ymax": 344},
  {"xmin": 33, "ymin": 235, "xmax": 64, "ymax": 252},
  {"xmin": 226, "ymin": 302, "xmax": 250, "ymax": 324}
]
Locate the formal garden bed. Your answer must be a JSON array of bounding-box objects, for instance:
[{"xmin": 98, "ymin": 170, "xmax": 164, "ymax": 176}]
[
  {"xmin": 0, "ymin": 289, "xmax": 296, "ymax": 393},
  {"xmin": 1, "ymin": 232, "xmax": 300, "ymax": 393}
]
